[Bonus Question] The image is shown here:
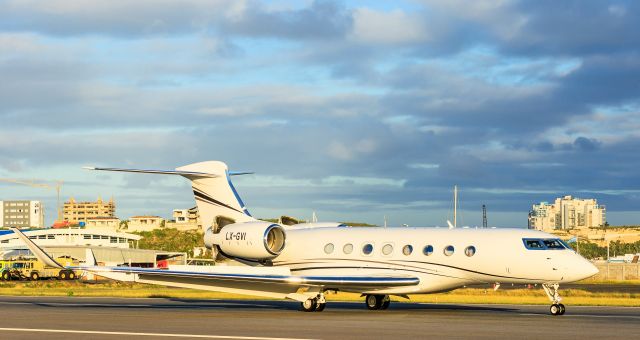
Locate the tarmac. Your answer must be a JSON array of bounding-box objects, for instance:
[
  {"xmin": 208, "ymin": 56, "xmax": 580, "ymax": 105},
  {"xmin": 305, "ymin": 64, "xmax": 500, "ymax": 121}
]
[{"xmin": 0, "ymin": 296, "xmax": 638, "ymax": 339}]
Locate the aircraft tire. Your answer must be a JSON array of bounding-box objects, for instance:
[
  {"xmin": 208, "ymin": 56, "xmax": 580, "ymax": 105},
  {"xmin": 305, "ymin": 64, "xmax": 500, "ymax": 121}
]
[
  {"xmin": 30, "ymin": 272, "xmax": 39, "ymax": 281},
  {"xmin": 550, "ymin": 304, "xmax": 560, "ymax": 316},
  {"xmin": 315, "ymin": 302, "xmax": 326, "ymax": 312},
  {"xmin": 58, "ymin": 270, "xmax": 68, "ymax": 280},
  {"xmin": 381, "ymin": 297, "xmax": 391, "ymax": 310},
  {"xmin": 301, "ymin": 298, "xmax": 317, "ymax": 312},
  {"xmin": 558, "ymin": 304, "xmax": 566, "ymax": 315},
  {"xmin": 366, "ymin": 294, "xmax": 382, "ymax": 310},
  {"xmin": 68, "ymin": 271, "xmax": 76, "ymax": 280},
  {"xmin": 1, "ymin": 271, "xmax": 10, "ymax": 281}
]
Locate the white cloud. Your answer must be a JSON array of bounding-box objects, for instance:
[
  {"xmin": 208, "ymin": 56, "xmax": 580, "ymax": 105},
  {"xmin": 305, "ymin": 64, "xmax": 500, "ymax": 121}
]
[{"xmin": 350, "ymin": 8, "xmax": 427, "ymax": 45}]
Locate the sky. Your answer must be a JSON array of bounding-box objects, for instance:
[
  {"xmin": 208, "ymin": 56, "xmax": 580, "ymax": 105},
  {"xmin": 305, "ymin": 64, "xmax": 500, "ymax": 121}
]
[{"xmin": 0, "ymin": 0, "xmax": 639, "ymax": 228}]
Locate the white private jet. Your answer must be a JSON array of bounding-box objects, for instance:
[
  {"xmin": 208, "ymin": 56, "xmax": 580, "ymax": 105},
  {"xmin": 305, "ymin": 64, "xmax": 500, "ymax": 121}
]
[{"xmin": 14, "ymin": 161, "xmax": 598, "ymax": 315}]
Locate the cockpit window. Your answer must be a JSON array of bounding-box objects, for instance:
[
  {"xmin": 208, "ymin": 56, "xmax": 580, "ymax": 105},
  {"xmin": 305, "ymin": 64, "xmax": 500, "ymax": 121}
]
[
  {"xmin": 543, "ymin": 239, "xmax": 565, "ymax": 249},
  {"xmin": 559, "ymin": 239, "xmax": 574, "ymax": 250},
  {"xmin": 523, "ymin": 239, "xmax": 545, "ymax": 250},
  {"xmin": 523, "ymin": 238, "xmax": 567, "ymax": 250}
]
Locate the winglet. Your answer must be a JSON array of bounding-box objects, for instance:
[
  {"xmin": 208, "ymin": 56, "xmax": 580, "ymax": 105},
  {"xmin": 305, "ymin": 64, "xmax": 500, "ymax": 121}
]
[{"xmin": 10, "ymin": 228, "xmax": 63, "ymax": 269}]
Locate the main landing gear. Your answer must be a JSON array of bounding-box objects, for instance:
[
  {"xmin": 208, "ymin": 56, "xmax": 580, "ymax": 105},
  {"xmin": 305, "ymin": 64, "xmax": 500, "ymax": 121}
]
[
  {"xmin": 301, "ymin": 293, "xmax": 326, "ymax": 312},
  {"xmin": 542, "ymin": 283, "xmax": 566, "ymax": 316},
  {"xmin": 365, "ymin": 294, "xmax": 390, "ymax": 310}
]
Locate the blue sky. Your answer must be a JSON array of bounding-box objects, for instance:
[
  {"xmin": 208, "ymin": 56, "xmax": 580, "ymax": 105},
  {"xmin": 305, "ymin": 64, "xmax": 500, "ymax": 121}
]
[{"xmin": 1, "ymin": 0, "xmax": 639, "ymax": 227}]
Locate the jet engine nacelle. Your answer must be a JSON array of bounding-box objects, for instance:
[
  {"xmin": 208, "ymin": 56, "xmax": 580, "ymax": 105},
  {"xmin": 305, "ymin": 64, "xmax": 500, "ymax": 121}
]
[{"xmin": 205, "ymin": 222, "xmax": 286, "ymax": 260}]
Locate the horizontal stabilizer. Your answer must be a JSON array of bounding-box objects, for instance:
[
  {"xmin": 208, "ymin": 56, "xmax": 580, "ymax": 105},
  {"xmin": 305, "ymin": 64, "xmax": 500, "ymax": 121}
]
[{"xmin": 82, "ymin": 166, "xmax": 218, "ymax": 178}]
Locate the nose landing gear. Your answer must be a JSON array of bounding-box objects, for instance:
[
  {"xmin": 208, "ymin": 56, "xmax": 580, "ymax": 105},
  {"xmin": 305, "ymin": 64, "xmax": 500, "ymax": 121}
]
[{"xmin": 542, "ymin": 283, "xmax": 566, "ymax": 316}]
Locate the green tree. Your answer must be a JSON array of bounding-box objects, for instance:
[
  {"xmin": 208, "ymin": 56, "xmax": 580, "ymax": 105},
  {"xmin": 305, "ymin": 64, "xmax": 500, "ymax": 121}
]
[{"xmin": 133, "ymin": 228, "xmax": 203, "ymax": 257}]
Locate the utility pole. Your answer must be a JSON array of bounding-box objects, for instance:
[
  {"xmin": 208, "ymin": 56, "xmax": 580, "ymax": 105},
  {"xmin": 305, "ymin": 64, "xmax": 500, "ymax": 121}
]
[
  {"xmin": 453, "ymin": 185, "xmax": 458, "ymax": 228},
  {"xmin": 482, "ymin": 204, "xmax": 487, "ymax": 228}
]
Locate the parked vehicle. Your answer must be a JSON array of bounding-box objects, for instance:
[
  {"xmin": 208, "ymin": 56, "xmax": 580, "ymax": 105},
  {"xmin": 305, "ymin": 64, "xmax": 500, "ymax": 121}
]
[{"xmin": 0, "ymin": 257, "xmax": 77, "ymax": 281}]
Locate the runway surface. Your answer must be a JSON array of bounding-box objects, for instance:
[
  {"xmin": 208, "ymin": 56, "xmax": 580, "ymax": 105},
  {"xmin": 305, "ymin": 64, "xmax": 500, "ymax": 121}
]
[{"xmin": 0, "ymin": 296, "xmax": 638, "ymax": 339}]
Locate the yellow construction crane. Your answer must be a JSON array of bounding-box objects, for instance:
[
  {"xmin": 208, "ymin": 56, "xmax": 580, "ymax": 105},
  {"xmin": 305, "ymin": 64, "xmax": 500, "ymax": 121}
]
[{"xmin": 0, "ymin": 178, "xmax": 64, "ymax": 221}]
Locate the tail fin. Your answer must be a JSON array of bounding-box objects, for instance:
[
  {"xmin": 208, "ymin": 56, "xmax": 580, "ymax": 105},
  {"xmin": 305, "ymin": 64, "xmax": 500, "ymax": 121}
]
[
  {"xmin": 176, "ymin": 161, "xmax": 255, "ymax": 228},
  {"xmin": 85, "ymin": 161, "xmax": 256, "ymax": 230}
]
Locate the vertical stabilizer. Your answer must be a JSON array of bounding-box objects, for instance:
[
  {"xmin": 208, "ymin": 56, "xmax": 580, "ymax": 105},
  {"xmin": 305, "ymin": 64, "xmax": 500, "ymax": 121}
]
[
  {"xmin": 83, "ymin": 160, "xmax": 256, "ymax": 230},
  {"xmin": 176, "ymin": 161, "xmax": 255, "ymax": 229}
]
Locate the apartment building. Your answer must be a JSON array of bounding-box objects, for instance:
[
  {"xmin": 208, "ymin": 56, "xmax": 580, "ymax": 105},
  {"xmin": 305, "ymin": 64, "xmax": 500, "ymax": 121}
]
[
  {"xmin": 63, "ymin": 197, "xmax": 115, "ymax": 224},
  {"xmin": 528, "ymin": 195, "xmax": 606, "ymax": 231},
  {"xmin": 0, "ymin": 200, "xmax": 45, "ymax": 228}
]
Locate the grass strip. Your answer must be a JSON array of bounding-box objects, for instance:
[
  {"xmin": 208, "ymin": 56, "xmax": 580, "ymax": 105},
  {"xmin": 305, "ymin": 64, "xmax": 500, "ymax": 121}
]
[{"xmin": 0, "ymin": 281, "xmax": 638, "ymax": 307}]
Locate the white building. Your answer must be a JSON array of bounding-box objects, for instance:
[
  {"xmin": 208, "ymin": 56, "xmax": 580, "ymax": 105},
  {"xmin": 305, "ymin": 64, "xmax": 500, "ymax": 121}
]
[
  {"xmin": 85, "ymin": 217, "xmax": 121, "ymax": 231},
  {"xmin": 165, "ymin": 207, "xmax": 201, "ymax": 231},
  {"xmin": 127, "ymin": 216, "xmax": 164, "ymax": 232},
  {"xmin": 528, "ymin": 195, "xmax": 606, "ymax": 231},
  {"xmin": 0, "ymin": 228, "xmax": 139, "ymax": 249},
  {"xmin": 0, "ymin": 200, "xmax": 45, "ymax": 228}
]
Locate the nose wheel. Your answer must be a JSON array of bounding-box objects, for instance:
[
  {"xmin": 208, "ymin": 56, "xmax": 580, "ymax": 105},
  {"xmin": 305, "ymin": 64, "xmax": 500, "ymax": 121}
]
[
  {"xmin": 543, "ymin": 283, "xmax": 566, "ymax": 316},
  {"xmin": 550, "ymin": 303, "xmax": 565, "ymax": 316}
]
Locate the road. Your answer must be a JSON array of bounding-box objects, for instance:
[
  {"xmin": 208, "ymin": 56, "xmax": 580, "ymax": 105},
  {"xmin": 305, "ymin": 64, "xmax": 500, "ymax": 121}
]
[{"xmin": 0, "ymin": 296, "xmax": 638, "ymax": 339}]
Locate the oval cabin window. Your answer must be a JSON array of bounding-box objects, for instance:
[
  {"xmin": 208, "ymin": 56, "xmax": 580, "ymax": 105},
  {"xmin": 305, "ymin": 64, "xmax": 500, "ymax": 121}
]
[
  {"xmin": 444, "ymin": 245, "xmax": 455, "ymax": 256},
  {"xmin": 423, "ymin": 245, "xmax": 434, "ymax": 256},
  {"xmin": 465, "ymin": 246, "xmax": 476, "ymax": 257},
  {"xmin": 362, "ymin": 244, "xmax": 373, "ymax": 255},
  {"xmin": 324, "ymin": 243, "xmax": 334, "ymax": 254},
  {"xmin": 382, "ymin": 244, "xmax": 393, "ymax": 255},
  {"xmin": 343, "ymin": 243, "xmax": 354, "ymax": 254},
  {"xmin": 402, "ymin": 245, "xmax": 413, "ymax": 256}
]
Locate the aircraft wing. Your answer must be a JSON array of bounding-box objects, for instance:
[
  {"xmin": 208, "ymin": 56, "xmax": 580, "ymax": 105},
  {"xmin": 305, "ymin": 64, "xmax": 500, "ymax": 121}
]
[
  {"xmin": 79, "ymin": 265, "xmax": 419, "ymax": 302},
  {"xmin": 13, "ymin": 226, "xmax": 419, "ymax": 302}
]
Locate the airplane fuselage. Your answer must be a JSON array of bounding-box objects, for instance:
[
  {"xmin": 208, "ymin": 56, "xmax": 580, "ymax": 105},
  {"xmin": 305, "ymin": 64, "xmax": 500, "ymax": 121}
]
[{"xmin": 274, "ymin": 227, "xmax": 597, "ymax": 294}]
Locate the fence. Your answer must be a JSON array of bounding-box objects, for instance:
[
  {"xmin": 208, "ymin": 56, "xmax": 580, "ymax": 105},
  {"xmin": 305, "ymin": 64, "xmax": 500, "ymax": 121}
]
[{"xmin": 591, "ymin": 262, "xmax": 640, "ymax": 281}]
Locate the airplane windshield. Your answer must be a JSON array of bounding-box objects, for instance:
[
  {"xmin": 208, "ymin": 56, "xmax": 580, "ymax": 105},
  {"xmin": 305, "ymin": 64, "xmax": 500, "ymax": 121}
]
[{"xmin": 523, "ymin": 238, "xmax": 568, "ymax": 250}]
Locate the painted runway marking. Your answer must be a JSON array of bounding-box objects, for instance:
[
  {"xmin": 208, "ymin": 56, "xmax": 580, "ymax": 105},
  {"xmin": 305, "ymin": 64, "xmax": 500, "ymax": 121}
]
[{"xmin": 0, "ymin": 327, "xmax": 316, "ymax": 340}]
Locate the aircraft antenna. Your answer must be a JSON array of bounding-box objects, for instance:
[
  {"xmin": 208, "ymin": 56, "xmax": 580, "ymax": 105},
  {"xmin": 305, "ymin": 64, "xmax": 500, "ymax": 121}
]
[{"xmin": 482, "ymin": 204, "xmax": 488, "ymax": 228}]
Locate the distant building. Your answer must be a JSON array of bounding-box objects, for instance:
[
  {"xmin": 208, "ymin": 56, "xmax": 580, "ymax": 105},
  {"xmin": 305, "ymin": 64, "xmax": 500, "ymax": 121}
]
[
  {"xmin": 165, "ymin": 206, "xmax": 201, "ymax": 231},
  {"xmin": 0, "ymin": 228, "xmax": 186, "ymax": 268},
  {"xmin": 85, "ymin": 217, "xmax": 121, "ymax": 231},
  {"xmin": 127, "ymin": 216, "xmax": 164, "ymax": 232},
  {"xmin": 63, "ymin": 197, "xmax": 115, "ymax": 225},
  {"xmin": 528, "ymin": 195, "xmax": 606, "ymax": 231},
  {"xmin": 0, "ymin": 200, "xmax": 45, "ymax": 228}
]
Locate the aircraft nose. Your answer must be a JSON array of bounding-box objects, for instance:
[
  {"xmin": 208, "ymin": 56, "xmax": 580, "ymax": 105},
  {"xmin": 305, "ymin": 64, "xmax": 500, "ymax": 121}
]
[
  {"xmin": 574, "ymin": 258, "xmax": 599, "ymax": 281},
  {"xmin": 585, "ymin": 261, "xmax": 599, "ymax": 278}
]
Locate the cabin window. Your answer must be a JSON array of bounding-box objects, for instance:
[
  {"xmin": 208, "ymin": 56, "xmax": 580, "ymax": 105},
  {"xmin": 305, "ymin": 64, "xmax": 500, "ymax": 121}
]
[
  {"xmin": 47, "ymin": 235, "xmax": 55, "ymax": 239},
  {"xmin": 423, "ymin": 245, "xmax": 434, "ymax": 256},
  {"xmin": 362, "ymin": 244, "xmax": 373, "ymax": 255},
  {"xmin": 402, "ymin": 245, "xmax": 413, "ymax": 256},
  {"xmin": 444, "ymin": 245, "xmax": 455, "ymax": 256},
  {"xmin": 343, "ymin": 243, "xmax": 354, "ymax": 254},
  {"xmin": 84, "ymin": 235, "xmax": 91, "ymax": 239},
  {"xmin": 382, "ymin": 244, "xmax": 393, "ymax": 255},
  {"xmin": 324, "ymin": 243, "xmax": 335, "ymax": 254},
  {"xmin": 465, "ymin": 246, "xmax": 476, "ymax": 257}
]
